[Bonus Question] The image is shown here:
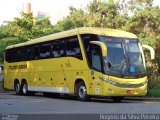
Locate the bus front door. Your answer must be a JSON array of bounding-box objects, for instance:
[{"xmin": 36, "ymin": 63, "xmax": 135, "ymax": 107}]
[{"xmin": 90, "ymin": 45, "xmax": 103, "ymax": 95}]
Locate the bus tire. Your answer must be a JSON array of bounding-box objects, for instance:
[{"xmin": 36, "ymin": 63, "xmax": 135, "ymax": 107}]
[
  {"xmin": 77, "ymin": 82, "xmax": 90, "ymax": 101},
  {"xmin": 14, "ymin": 81, "xmax": 21, "ymax": 95},
  {"xmin": 21, "ymin": 81, "xmax": 29, "ymax": 96}
]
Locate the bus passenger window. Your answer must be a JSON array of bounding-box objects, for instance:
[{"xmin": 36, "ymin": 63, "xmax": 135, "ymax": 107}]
[
  {"xmin": 19, "ymin": 47, "xmax": 27, "ymax": 61},
  {"xmin": 58, "ymin": 40, "xmax": 65, "ymax": 57},
  {"xmin": 52, "ymin": 51, "xmax": 59, "ymax": 57},
  {"xmin": 40, "ymin": 43, "xmax": 51, "ymax": 58},
  {"xmin": 26, "ymin": 46, "xmax": 32, "ymax": 60},
  {"xmin": 81, "ymin": 34, "xmax": 99, "ymax": 65},
  {"xmin": 33, "ymin": 46, "xmax": 39, "ymax": 60},
  {"xmin": 66, "ymin": 37, "xmax": 82, "ymax": 60},
  {"xmin": 12, "ymin": 48, "xmax": 19, "ymax": 62},
  {"xmin": 52, "ymin": 41, "xmax": 58, "ymax": 57},
  {"xmin": 91, "ymin": 46, "xmax": 102, "ymax": 72},
  {"xmin": 5, "ymin": 50, "xmax": 10, "ymax": 62},
  {"xmin": 52, "ymin": 40, "xmax": 65, "ymax": 58},
  {"xmin": 5, "ymin": 49, "xmax": 13, "ymax": 62}
]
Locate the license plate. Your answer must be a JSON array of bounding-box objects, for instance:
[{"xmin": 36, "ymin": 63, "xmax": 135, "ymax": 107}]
[{"xmin": 127, "ymin": 90, "xmax": 135, "ymax": 94}]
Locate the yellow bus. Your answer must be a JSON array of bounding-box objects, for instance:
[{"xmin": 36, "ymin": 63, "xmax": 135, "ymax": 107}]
[{"xmin": 4, "ymin": 27, "xmax": 155, "ymax": 101}]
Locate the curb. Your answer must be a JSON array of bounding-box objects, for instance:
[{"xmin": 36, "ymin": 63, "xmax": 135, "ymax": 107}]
[{"xmin": 125, "ymin": 97, "xmax": 160, "ymax": 102}]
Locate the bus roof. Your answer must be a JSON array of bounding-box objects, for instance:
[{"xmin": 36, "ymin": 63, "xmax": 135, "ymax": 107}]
[{"xmin": 6, "ymin": 27, "xmax": 138, "ymax": 49}]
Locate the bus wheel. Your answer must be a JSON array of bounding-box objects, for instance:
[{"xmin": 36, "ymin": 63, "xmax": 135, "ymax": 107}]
[
  {"xmin": 14, "ymin": 81, "xmax": 21, "ymax": 95},
  {"xmin": 21, "ymin": 81, "xmax": 28, "ymax": 96},
  {"xmin": 77, "ymin": 82, "xmax": 90, "ymax": 101},
  {"xmin": 112, "ymin": 97, "xmax": 124, "ymax": 102}
]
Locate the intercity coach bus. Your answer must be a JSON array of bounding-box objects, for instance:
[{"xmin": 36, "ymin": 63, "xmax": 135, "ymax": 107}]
[{"xmin": 4, "ymin": 27, "xmax": 155, "ymax": 101}]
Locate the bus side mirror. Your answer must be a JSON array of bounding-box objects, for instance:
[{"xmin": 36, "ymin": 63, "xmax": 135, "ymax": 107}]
[
  {"xmin": 142, "ymin": 44, "xmax": 155, "ymax": 60},
  {"xmin": 90, "ymin": 41, "xmax": 107, "ymax": 57}
]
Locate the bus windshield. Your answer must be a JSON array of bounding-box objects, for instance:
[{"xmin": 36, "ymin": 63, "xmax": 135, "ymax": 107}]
[{"xmin": 99, "ymin": 36, "xmax": 146, "ymax": 78}]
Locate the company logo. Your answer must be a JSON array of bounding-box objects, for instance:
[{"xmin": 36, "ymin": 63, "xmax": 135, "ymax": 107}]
[{"xmin": 9, "ymin": 64, "xmax": 27, "ymax": 70}]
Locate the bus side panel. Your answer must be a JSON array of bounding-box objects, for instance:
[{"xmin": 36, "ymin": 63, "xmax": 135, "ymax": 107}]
[
  {"xmin": 4, "ymin": 73, "xmax": 14, "ymax": 90},
  {"xmin": 4, "ymin": 62, "xmax": 14, "ymax": 90},
  {"xmin": 63, "ymin": 57, "xmax": 91, "ymax": 94},
  {"xmin": 27, "ymin": 58, "xmax": 69, "ymax": 93},
  {"xmin": 4, "ymin": 61, "xmax": 31, "ymax": 90}
]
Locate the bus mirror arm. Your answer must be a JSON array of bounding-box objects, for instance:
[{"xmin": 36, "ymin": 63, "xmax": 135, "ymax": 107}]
[
  {"xmin": 90, "ymin": 41, "xmax": 107, "ymax": 57},
  {"xmin": 142, "ymin": 44, "xmax": 155, "ymax": 60}
]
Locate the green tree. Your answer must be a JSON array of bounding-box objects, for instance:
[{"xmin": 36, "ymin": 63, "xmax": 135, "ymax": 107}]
[
  {"xmin": 124, "ymin": 1, "xmax": 160, "ymax": 71},
  {"xmin": 0, "ymin": 12, "xmax": 55, "ymax": 63},
  {"xmin": 55, "ymin": 0, "xmax": 128, "ymax": 30},
  {"xmin": 55, "ymin": 6, "xmax": 86, "ymax": 30},
  {"xmin": 8, "ymin": 12, "xmax": 55, "ymax": 39}
]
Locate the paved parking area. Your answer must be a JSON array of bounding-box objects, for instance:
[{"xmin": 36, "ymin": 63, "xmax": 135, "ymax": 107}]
[{"xmin": 0, "ymin": 91, "xmax": 160, "ymax": 114}]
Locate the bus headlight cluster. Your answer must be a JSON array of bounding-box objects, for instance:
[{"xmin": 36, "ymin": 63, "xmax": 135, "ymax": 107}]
[
  {"xmin": 100, "ymin": 77, "xmax": 147, "ymax": 88},
  {"xmin": 104, "ymin": 79, "xmax": 117, "ymax": 86}
]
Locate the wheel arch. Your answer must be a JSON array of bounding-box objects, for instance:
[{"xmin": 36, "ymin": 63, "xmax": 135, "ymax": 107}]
[
  {"xmin": 14, "ymin": 79, "xmax": 20, "ymax": 90},
  {"xmin": 21, "ymin": 79, "xmax": 27, "ymax": 84},
  {"xmin": 74, "ymin": 78, "xmax": 90, "ymax": 94}
]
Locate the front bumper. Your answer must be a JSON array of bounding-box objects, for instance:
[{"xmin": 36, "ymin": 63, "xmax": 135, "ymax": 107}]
[{"xmin": 103, "ymin": 83, "xmax": 147, "ymax": 97}]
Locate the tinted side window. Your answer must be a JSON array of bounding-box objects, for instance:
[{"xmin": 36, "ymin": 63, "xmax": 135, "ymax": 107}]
[
  {"xmin": 81, "ymin": 34, "xmax": 91, "ymax": 53},
  {"xmin": 52, "ymin": 40, "xmax": 65, "ymax": 58},
  {"xmin": 8, "ymin": 49, "xmax": 16, "ymax": 62},
  {"xmin": 81, "ymin": 34, "xmax": 99, "ymax": 66},
  {"xmin": 40, "ymin": 43, "xmax": 51, "ymax": 58},
  {"xmin": 5, "ymin": 49, "xmax": 12, "ymax": 62},
  {"xmin": 12, "ymin": 48, "xmax": 19, "ymax": 62},
  {"xmin": 15, "ymin": 48, "xmax": 20, "ymax": 61},
  {"xmin": 20, "ymin": 47, "xmax": 26, "ymax": 61},
  {"xmin": 91, "ymin": 45, "xmax": 102, "ymax": 72},
  {"xmin": 26, "ymin": 46, "xmax": 32, "ymax": 60},
  {"xmin": 66, "ymin": 37, "xmax": 82, "ymax": 60},
  {"xmin": 19, "ymin": 47, "xmax": 27, "ymax": 61},
  {"xmin": 32, "ymin": 45, "xmax": 39, "ymax": 60},
  {"xmin": 11, "ymin": 47, "xmax": 27, "ymax": 62},
  {"xmin": 58, "ymin": 40, "xmax": 65, "ymax": 57}
]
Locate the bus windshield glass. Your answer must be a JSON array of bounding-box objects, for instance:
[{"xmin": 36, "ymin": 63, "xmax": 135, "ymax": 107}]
[{"xmin": 99, "ymin": 36, "xmax": 146, "ymax": 78}]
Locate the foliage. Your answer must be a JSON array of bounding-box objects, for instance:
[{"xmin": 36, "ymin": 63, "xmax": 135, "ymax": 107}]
[
  {"xmin": 125, "ymin": 7, "xmax": 160, "ymax": 47},
  {"xmin": 8, "ymin": 12, "xmax": 56, "ymax": 39},
  {"xmin": 55, "ymin": 0, "xmax": 128, "ymax": 29},
  {"xmin": 147, "ymin": 89, "xmax": 160, "ymax": 97},
  {"xmin": 0, "ymin": 12, "xmax": 56, "ymax": 63}
]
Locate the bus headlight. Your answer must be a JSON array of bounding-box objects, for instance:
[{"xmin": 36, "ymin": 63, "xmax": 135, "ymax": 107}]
[{"xmin": 104, "ymin": 79, "xmax": 117, "ymax": 86}]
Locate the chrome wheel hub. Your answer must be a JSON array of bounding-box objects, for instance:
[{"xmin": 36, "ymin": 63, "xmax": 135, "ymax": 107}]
[
  {"xmin": 78, "ymin": 85, "xmax": 86, "ymax": 99},
  {"xmin": 23, "ymin": 84, "xmax": 27, "ymax": 94},
  {"xmin": 16, "ymin": 84, "xmax": 20, "ymax": 92}
]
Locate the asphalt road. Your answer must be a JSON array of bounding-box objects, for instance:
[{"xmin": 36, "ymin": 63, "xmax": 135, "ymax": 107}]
[{"xmin": 0, "ymin": 91, "xmax": 160, "ymax": 114}]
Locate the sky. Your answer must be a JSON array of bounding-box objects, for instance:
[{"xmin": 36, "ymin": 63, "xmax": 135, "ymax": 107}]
[
  {"xmin": 0, "ymin": 0, "xmax": 160, "ymax": 25},
  {"xmin": 0, "ymin": 0, "xmax": 92, "ymax": 25}
]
